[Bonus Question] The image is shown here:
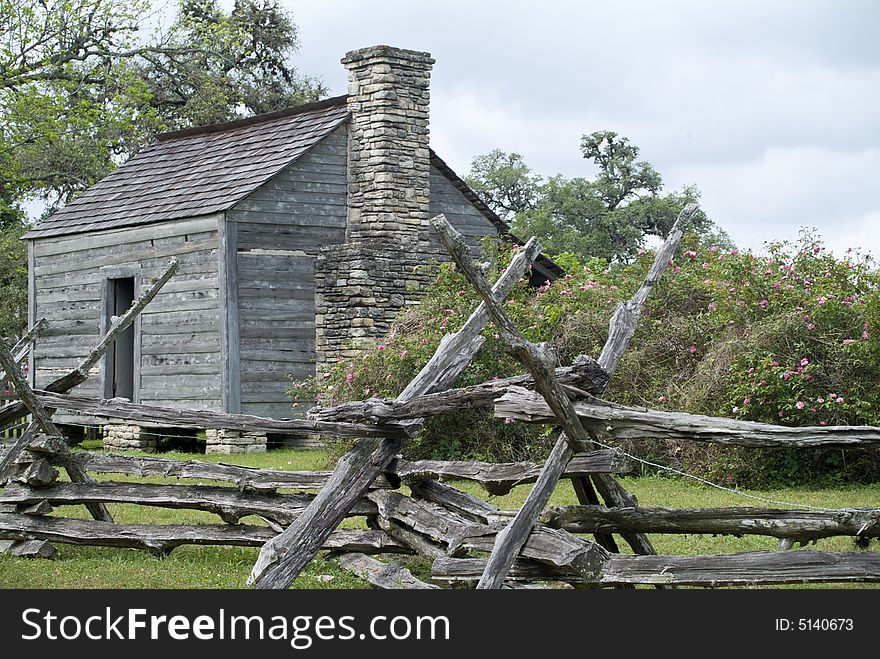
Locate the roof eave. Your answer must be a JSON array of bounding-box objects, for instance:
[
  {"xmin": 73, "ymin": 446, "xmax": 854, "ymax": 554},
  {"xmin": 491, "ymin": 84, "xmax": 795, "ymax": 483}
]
[{"xmin": 428, "ymin": 150, "xmax": 565, "ymax": 281}]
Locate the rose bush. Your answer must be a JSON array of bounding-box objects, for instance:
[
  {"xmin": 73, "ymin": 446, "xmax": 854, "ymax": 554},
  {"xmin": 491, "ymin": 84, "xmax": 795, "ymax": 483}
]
[{"xmin": 292, "ymin": 231, "xmax": 880, "ymax": 486}]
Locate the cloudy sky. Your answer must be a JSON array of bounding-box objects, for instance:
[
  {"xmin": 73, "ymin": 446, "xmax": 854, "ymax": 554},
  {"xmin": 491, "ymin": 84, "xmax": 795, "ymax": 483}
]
[{"xmin": 284, "ymin": 0, "xmax": 879, "ymax": 256}]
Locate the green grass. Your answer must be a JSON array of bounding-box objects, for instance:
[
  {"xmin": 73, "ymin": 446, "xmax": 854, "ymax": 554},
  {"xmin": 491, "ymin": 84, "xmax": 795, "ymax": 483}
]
[{"xmin": 1, "ymin": 448, "xmax": 879, "ymax": 589}]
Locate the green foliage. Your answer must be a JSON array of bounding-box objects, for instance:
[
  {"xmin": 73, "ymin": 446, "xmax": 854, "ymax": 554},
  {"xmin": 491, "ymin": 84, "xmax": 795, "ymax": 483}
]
[
  {"xmin": 465, "ymin": 131, "xmax": 722, "ymax": 263},
  {"xmin": 0, "ymin": 0, "xmax": 325, "ymax": 209},
  {"xmin": 137, "ymin": 0, "xmax": 325, "ymax": 131},
  {"xmin": 0, "ymin": 0, "xmax": 324, "ymax": 337},
  {"xmin": 464, "ymin": 149, "xmax": 541, "ymax": 220},
  {"xmin": 302, "ymin": 231, "xmax": 880, "ymax": 486},
  {"xmin": 0, "ymin": 219, "xmax": 27, "ymax": 339}
]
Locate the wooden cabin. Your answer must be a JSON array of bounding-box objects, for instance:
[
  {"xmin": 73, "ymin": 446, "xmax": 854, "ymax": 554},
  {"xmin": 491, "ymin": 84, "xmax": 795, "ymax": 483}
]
[{"xmin": 24, "ymin": 46, "xmax": 558, "ymax": 450}]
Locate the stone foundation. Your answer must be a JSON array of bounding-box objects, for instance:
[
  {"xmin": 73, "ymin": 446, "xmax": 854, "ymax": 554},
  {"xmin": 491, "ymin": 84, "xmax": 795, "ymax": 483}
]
[
  {"xmin": 205, "ymin": 429, "xmax": 267, "ymax": 454},
  {"xmin": 102, "ymin": 424, "xmax": 159, "ymax": 453},
  {"xmin": 314, "ymin": 240, "xmax": 439, "ymax": 367}
]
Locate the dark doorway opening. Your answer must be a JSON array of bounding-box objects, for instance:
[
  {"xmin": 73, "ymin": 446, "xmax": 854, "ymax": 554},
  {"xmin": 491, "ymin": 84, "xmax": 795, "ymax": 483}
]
[{"xmin": 107, "ymin": 277, "xmax": 135, "ymax": 400}]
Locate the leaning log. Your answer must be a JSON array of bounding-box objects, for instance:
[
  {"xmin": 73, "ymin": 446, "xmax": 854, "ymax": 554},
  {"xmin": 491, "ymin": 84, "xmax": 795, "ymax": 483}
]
[
  {"xmin": 337, "ymin": 553, "xmax": 438, "ymax": 589},
  {"xmin": 0, "ymin": 539, "xmax": 56, "ymax": 559},
  {"xmin": 390, "ymin": 449, "xmax": 630, "ymax": 495},
  {"xmin": 0, "ymin": 481, "xmax": 378, "ymax": 526},
  {"xmin": 601, "ymin": 550, "xmax": 880, "ymax": 586},
  {"xmin": 408, "ymin": 479, "xmax": 502, "ymax": 524},
  {"xmin": 248, "ymin": 236, "xmax": 544, "ymax": 589},
  {"xmin": 456, "ymin": 524, "xmax": 608, "ymax": 579},
  {"xmin": 33, "ymin": 390, "xmax": 409, "ymax": 441},
  {"xmin": 0, "ymin": 513, "xmax": 407, "ymax": 556},
  {"xmin": 432, "ymin": 213, "xmax": 606, "ymax": 589},
  {"xmin": 0, "ymin": 318, "xmax": 47, "ymax": 390},
  {"xmin": 309, "ymin": 355, "xmax": 609, "ymax": 423},
  {"xmin": 248, "ymin": 436, "xmax": 405, "ymax": 587},
  {"xmin": 367, "ymin": 489, "xmax": 480, "ymax": 550},
  {"xmin": 433, "ymin": 550, "xmax": 880, "ymax": 586},
  {"xmin": 0, "ymin": 335, "xmax": 112, "ymax": 523},
  {"xmin": 496, "ymin": 389, "xmax": 880, "ymax": 449},
  {"xmin": 541, "ymin": 505, "xmax": 880, "ymax": 541},
  {"xmin": 66, "ymin": 450, "xmax": 394, "ymax": 491}
]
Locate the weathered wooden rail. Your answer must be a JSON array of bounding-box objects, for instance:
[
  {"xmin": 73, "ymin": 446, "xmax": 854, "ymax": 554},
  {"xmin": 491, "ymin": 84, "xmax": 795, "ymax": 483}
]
[{"xmin": 2, "ymin": 210, "xmax": 880, "ymax": 588}]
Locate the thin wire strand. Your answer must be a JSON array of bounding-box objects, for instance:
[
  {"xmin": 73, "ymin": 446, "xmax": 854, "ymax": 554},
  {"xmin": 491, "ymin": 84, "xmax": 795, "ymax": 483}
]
[{"xmin": 588, "ymin": 435, "xmax": 844, "ymax": 511}]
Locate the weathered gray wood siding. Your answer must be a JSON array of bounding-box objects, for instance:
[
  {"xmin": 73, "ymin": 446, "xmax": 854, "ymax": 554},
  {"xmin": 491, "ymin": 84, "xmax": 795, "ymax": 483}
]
[
  {"xmin": 429, "ymin": 168, "xmax": 499, "ymax": 251},
  {"xmin": 224, "ymin": 128, "xmax": 500, "ymax": 419},
  {"xmin": 226, "ymin": 127, "xmax": 347, "ymax": 419},
  {"xmin": 29, "ymin": 215, "xmax": 223, "ymax": 420}
]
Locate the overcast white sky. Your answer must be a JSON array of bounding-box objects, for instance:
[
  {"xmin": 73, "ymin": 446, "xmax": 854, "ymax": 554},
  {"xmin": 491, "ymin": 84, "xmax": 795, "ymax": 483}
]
[{"xmin": 284, "ymin": 0, "xmax": 879, "ymax": 257}]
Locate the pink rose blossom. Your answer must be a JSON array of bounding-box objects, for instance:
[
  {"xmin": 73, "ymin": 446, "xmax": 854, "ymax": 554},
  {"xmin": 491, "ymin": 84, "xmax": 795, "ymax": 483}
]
[{"xmin": 796, "ymin": 401, "xmax": 805, "ymax": 410}]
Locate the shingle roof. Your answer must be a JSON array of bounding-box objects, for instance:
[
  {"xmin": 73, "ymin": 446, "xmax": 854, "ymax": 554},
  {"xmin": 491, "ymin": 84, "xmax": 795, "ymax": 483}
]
[
  {"xmin": 22, "ymin": 95, "xmax": 565, "ymax": 277},
  {"xmin": 23, "ymin": 96, "xmax": 349, "ymax": 239}
]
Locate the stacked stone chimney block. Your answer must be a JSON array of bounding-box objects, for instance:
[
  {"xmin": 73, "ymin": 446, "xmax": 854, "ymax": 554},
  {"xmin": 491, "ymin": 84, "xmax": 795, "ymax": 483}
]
[
  {"xmin": 315, "ymin": 46, "xmax": 440, "ymax": 369},
  {"xmin": 341, "ymin": 45, "xmax": 435, "ymax": 249}
]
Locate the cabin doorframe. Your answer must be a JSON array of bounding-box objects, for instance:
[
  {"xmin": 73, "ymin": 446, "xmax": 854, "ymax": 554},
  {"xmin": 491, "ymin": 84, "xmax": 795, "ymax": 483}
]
[{"xmin": 99, "ymin": 265, "xmax": 142, "ymax": 402}]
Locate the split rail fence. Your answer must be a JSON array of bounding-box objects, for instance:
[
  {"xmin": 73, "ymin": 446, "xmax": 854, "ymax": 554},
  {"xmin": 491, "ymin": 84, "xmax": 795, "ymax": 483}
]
[{"xmin": 2, "ymin": 209, "xmax": 880, "ymax": 587}]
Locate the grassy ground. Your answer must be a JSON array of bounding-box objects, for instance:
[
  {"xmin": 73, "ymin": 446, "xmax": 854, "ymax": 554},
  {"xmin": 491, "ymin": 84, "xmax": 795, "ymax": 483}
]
[{"xmin": 1, "ymin": 447, "xmax": 879, "ymax": 589}]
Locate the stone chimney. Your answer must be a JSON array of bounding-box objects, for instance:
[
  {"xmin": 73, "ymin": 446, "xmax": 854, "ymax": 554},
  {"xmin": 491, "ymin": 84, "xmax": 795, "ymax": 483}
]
[
  {"xmin": 314, "ymin": 46, "xmax": 440, "ymax": 369},
  {"xmin": 342, "ymin": 45, "xmax": 434, "ymax": 247}
]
